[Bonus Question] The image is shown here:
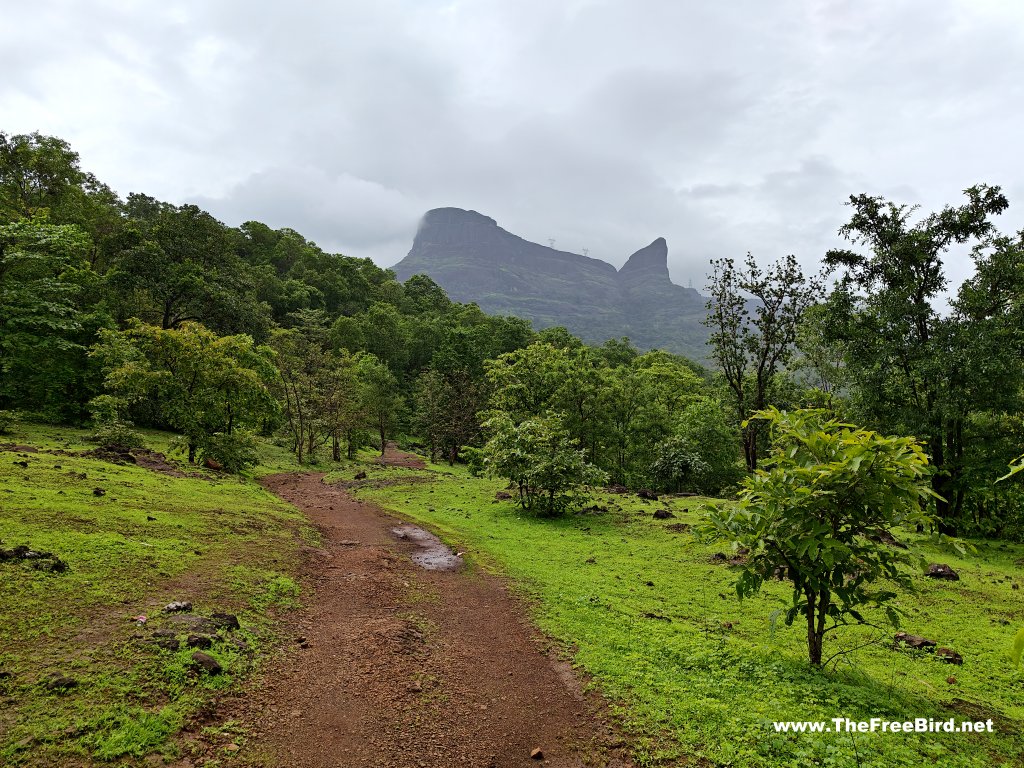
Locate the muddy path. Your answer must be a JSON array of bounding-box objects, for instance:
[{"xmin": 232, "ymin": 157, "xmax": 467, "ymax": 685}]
[{"xmin": 230, "ymin": 472, "xmax": 632, "ymax": 768}]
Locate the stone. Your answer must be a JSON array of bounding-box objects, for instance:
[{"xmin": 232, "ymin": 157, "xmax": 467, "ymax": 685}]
[
  {"xmin": 936, "ymin": 647, "xmax": 963, "ymax": 665},
  {"xmin": 163, "ymin": 601, "xmax": 193, "ymax": 613},
  {"xmin": 494, "ymin": 490, "xmax": 513, "ymax": 500},
  {"xmin": 44, "ymin": 674, "xmax": 78, "ymax": 692},
  {"xmin": 211, "ymin": 612, "xmax": 240, "ymax": 631},
  {"xmin": 894, "ymin": 632, "xmax": 937, "ymax": 650},
  {"xmin": 925, "ymin": 564, "xmax": 960, "ymax": 581},
  {"xmin": 186, "ymin": 634, "xmax": 213, "ymax": 649},
  {"xmin": 652, "ymin": 509, "xmax": 675, "ymax": 520},
  {"xmin": 190, "ymin": 652, "xmax": 222, "ymax": 675},
  {"xmin": 637, "ymin": 489, "xmax": 659, "ymax": 500},
  {"xmin": 530, "ymin": 747, "xmax": 544, "ymax": 760},
  {"xmin": 152, "ymin": 629, "xmax": 177, "ymax": 638},
  {"xmin": 946, "ymin": 676, "xmax": 958, "ymax": 685},
  {"xmin": 31, "ymin": 557, "xmax": 68, "ymax": 573},
  {"xmin": 152, "ymin": 637, "xmax": 180, "ymax": 651},
  {"xmin": 92, "ymin": 487, "xmax": 106, "ymax": 496},
  {"xmin": 354, "ymin": 471, "xmax": 367, "ymax": 480}
]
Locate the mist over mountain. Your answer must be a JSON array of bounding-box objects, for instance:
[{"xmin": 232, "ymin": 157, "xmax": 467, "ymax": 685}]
[{"xmin": 392, "ymin": 208, "xmax": 711, "ymax": 360}]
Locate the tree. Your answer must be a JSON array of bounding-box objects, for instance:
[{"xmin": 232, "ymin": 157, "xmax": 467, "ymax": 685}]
[
  {"xmin": 481, "ymin": 412, "xmax": 607, "ymax": 516},
  {"xmin": 702, "ymin": 408, "xmax": 937, "ymax": 666},
  {"xmin": 704, "ymin": 253, "xmax": 818, "ymax": 471},
  {"xmin": 820, "ymin": 185, "xmax": 1023, "ymax": 532},
  {"xmin": 106, "ymin": 195, "xmax": 271, "ymax": 337},
  {"xmin": 93, "ymin": 322, "xmax": 278, "ymax": 464},
  {"xmin": 0, "ymin": 216, "xmax": 105, "ymax": 416},
  {"xmin": 357, "ymin": 354, "xmax": 404, "ymax": 455}
]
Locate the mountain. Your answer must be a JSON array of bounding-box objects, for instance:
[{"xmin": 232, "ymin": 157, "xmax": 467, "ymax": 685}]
[{"xmin": 391, "ymin": 208, "xmax": 712, "ymax": 360}]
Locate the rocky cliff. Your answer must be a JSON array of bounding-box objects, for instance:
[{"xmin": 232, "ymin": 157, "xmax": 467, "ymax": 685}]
[{"xmin": 391, "ymin": 208, "xmax": 710, "ymax": 360}]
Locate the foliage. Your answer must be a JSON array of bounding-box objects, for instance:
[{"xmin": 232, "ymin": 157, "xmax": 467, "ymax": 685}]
[
  {"xmin": 818, "ymin": 185, "xmax": 1024, "ymax": 534},
  {"xmin": 650, "ymin": 436, "xmax": 709, "ymax": 493},
  {"xmin": 701, "ymin": 408, "xmax": 937, "ymax": 665},
  {"xmin": 198, "ymin": 429, "xmax": 261, "ymax": 473},
  {"xmin": 481, "ymin": 412, "xmax": 607, "ymax": 516},
  {"xmin": 356, "ymin": 353, "xmax": 404, "ymax": 454},
  {"xmin": 91, "ymin": 322, "xmax": 279, "ymax": 462},
  {"xmin": 0, "ymin": 409, "xmax": 16, "ymax": 434},
  {"xmin": 1012, "ymin": 627, "xmax": 1024, "ymax": 669},
  {"xmin": 703, "ymin": 253, "xmax": 819, "ymax": 470},
  {"xmin": 89, "ymin": 420, "xmax": 145, "ymax": 450}
]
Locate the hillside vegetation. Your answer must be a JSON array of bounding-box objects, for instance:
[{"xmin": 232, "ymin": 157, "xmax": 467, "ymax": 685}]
[
  {"xmin": 0, "ymin": 425, "xmax": 313, "ymax": 765},
  {"xmin": 357, "ymin": 464, "xmax": 1024, "ymax": 768}
]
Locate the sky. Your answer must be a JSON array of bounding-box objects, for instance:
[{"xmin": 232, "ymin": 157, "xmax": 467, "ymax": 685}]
[{"xmin": 3, "ymin": 0, "xmax": 1023, "ymax": 291}]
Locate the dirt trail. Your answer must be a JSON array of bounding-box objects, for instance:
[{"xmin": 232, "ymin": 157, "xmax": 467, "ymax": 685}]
[{"xmin": 236, "ymin": 470, "xmax": 632, "ymax": 768}]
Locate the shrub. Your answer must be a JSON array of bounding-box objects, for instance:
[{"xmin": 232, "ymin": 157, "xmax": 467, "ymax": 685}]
[
  {"xmin": 482, "ymin": 412, "xmax": 608, "ymax": 516},
  {"xmin": 701, "ymin": 407, "xmax": 938, "ymax": 666},
  {"xmin": 651, "ymin": 436, "xmax": 709, "ymax": 493},
  {"xmin": 0, "ymin": 409, "xmax": 17, "ymax": 435},
  {"xmin": 90, "ymin": 420, "xmax": 145, "ymax": 451},
  {"xmin": 198, "ymin": 430, "xmax": 260, "ymax": 474}
]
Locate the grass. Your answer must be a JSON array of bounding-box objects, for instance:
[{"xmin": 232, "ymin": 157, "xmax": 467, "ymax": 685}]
[
  {"xmin": 0, "ymin": 423, "xmax": 317, "ymax": 766},
  {"xmin": 358, "ymin": 465, "xmax": 1024, "ymax": 768}
]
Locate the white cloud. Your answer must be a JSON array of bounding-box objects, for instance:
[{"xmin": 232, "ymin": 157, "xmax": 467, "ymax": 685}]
[{"xmin": 2, "ymin": 0, "xmax": 1021, "ymax": 286}]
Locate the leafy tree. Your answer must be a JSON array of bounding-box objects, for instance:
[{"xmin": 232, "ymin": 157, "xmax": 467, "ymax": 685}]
[
  {"xmin": 0, "ymin": 217, "xmax": 107, "ymax": 416},
  {"xmin": 650, "ymin": 436, "xmax": 708, "ymax": 493},
  {"xmin": 702, "ymin": 408, "xmax": 937, "ymax": 666},
  {"xmin": 357, "ymin": 354, "xmax": 404, "ymax": 454},
  {"xmin": 820, "ymin": 185, "xmax": 1023, "ymax": 532},
  {"xmin": 482, "ymin": 412, "xmax": 607, "ymax": 516},
  {"xmin": 414, "ymin": 367, "xmax": 483, "ymax": 464},
  {"xmin": 92, "ymin": 322, "xmax": 278, "ymax": 464},
  {"xmin": 665, "ymin": 398, "xmax": 743, "ymax": 493},
  {"xmin": 107, "ymin": 195, "xmax": 271, "ymax": 337},
  {"xmin": 704, "ymin": 253, "xmax": 819, "ymax": 471}
]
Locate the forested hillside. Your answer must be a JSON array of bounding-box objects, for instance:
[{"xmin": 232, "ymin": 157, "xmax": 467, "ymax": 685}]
[{"xmin": 3, "ymin": 130, "xmax": 1024, "ymax": 539}]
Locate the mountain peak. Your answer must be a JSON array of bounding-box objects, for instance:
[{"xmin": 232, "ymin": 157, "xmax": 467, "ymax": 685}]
[
  {"xmin": 391, "ymin": 210, "xmax": 709, "ymax": 359},
  {"xmin": 618, "ymin": 237, "xmax": 669, "ymax": 281}
]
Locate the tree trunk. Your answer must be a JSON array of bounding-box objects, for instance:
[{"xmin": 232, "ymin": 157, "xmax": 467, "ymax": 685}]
[
  {"xmin": 805, "ymin": 589, "xmax": 823, "ymax": 666},
  {"xmin": 332, "ymin": 432, "xmax": 341, "ymax": 462},
  {"xmin": 187, "ymin": 441, "xmax": 197, "ymax": 464},
  {"xmin": 742, "ymin": 425, "xmax": 758, "ymax": 472},
  {"xmin": 930, "ymin": 434, "xmax": 956, "ymax": 534}
]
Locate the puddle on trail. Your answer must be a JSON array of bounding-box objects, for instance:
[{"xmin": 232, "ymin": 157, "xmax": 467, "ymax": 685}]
[{"xmin": 391, "ymin": 524, "xmax": 462, "ymax": 571}]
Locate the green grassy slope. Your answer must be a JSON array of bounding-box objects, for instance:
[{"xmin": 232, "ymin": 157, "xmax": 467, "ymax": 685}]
[
  {"xmin": 0, "ymin": 425, "xmax": 316, "ymax": 766},
  {"xmin": 356, "ymin": 465, "xmax": 1024, "ymax": 768}
]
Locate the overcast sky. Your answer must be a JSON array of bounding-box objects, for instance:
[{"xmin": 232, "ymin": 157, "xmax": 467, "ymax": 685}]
[{"xmin": 3, "ymin": 0, "xmax": 1023, "ymax": 290}]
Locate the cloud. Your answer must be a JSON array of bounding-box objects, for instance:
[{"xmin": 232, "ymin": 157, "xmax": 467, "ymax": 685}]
[{"xmin": 2, "ymin": 0, "xmax": 1022, "ymax": 289}]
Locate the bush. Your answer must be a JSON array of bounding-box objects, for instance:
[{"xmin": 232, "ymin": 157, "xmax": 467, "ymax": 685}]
[
  {"xmin": 651, "ymin": 436, "xmax": 709, "ymax": 493},
  {"xmin": 0, "ymin": 409, "xmax": 17, "ymax": 435},
  {"xmin": 89, "ymin": 420, "xmax": 145, "ymax": 451},
  {"xmin": 198, "ymin": 430, "xmax": 260, "ymax": 474},
  {"xmin": 482, "ymin": 413, "xmax": 608, "ymax": 516}
]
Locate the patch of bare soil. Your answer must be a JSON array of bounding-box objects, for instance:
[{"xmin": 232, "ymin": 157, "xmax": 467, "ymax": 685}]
[
  {"xmin": 209, "ymin": 473, "xmax": 632, "ymax": 768},
  {"xmin": 0, "ymin": 443, "xmax": 38, "ymax": 453},
  {"xmin": 373, "ymin": 441, "xmax": 427, "ymax": 470}
]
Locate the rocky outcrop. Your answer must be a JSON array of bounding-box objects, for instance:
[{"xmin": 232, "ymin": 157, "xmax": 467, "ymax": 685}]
[{"xmin": 391, "ymin": 209, "xmax": 710, "ymax": 360}]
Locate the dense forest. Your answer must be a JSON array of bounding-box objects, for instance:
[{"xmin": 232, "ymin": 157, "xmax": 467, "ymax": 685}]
[{"xmin": 2, "ymin": 130, "xmax": 1023, "ymax": 539}]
